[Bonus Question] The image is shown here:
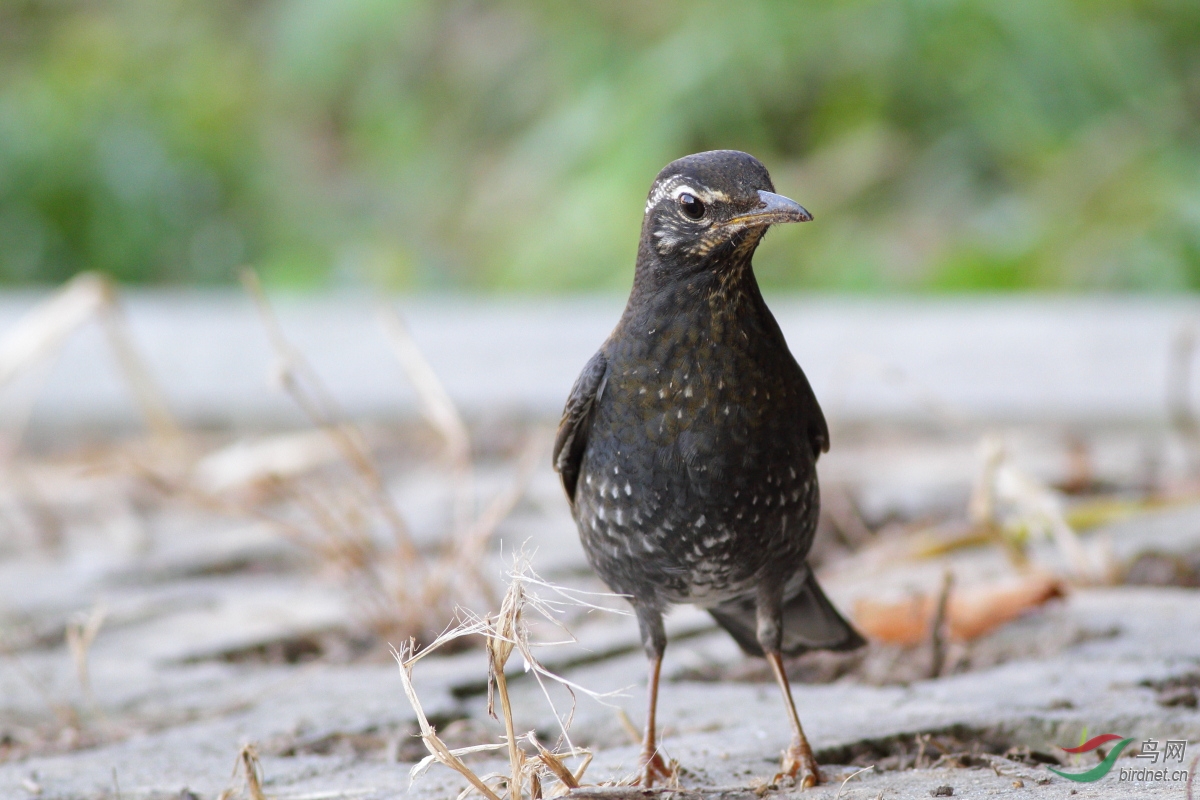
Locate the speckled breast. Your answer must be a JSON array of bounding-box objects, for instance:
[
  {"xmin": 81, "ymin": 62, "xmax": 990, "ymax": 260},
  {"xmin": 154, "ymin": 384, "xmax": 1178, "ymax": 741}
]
[{"xmin": 572, "ymin": 292, "xmax": 820, "ymax": 609}]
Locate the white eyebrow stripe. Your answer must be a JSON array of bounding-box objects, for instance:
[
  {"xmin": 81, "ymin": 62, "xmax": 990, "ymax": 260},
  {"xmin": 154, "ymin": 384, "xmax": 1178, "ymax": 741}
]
[
  {"xmin": 644, "ymin": 178, "xmax": 729, "ymax": 215},
  {"xmin": 645, "ymin": 174, "xmax": 685, "ymax": 214}
]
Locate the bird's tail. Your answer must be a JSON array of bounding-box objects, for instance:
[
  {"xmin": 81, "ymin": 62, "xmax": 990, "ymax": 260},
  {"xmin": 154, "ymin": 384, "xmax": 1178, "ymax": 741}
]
[{"xmin": 707, "ymin": 568, "xmax": 866, "ymax": 658}]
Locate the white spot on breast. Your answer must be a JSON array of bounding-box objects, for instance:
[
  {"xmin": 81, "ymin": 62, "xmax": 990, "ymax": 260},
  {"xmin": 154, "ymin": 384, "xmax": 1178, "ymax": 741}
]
[
  {"xmin": 789, "ymin": 467, "xmax": 797, "ymax": 479},
  {"xmin": 624, "ymin": 482, "xmax": 632, "ymax": 495},
  {"xmin": 676, "ymin": 409, "xmax": 682, "ymax": 419},
  {"xmin": 639, "ymin": 387, "xmax": 646, "ymax": 394},
  {"xmin": 695, "ymin": 514, "xmax": 706, "ymax": 528},
  {"xmin": 684, "ymin": 386, "xmax": 693, "ymax": 398},
  {"xmin": 616, "ymin": 509, "xmax": 623, "ymax": 524},
  {"xmin": 658, "ymin": 389, "xmax": 667, "ymax": 399},
  {"xmin": 597, "ymin": 506, "xmax": 606, "ymax": 520}
]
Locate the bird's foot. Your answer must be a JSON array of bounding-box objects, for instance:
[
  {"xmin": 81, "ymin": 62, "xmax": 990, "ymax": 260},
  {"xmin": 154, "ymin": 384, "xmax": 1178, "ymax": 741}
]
[
  {"xmin": 636, "ymin": 749, "xmax": 676, "ymax": 787},
  {"xmin": 772, "ymin": 738, "xmax": 820, "ymax": 789}
]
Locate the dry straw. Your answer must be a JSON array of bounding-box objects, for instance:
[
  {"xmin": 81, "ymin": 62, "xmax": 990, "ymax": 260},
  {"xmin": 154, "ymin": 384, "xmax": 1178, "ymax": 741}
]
[{"xmin": 394, "ymin": 555, "xmax": 625, "ymax": 799}]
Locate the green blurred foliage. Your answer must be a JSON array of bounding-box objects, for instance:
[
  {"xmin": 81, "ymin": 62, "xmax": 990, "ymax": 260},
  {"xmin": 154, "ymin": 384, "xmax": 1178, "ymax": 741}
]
[{"xmin": 1, "ymin": 0, "xmax": 1199, "ymax": 291}]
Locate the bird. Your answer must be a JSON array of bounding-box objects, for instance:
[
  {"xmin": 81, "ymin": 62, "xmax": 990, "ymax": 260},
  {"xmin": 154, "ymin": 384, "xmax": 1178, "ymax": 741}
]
[{"xmin": 553, "ymin": 150, "xmax": 865, "ymax": 788}]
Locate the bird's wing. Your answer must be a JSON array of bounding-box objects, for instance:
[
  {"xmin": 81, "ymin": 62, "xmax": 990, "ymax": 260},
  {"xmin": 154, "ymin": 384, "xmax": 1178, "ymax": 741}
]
[
  {"xmin": 794, "ymin": 362, "xmax": 829, "ymax": 458},
  {"xmin": 553, "ymin": 349, "xmax": 609, "ymax": 502},
  {"xmin": 755, "ymin": 297, "xmax": 829, "ymax": 458}
]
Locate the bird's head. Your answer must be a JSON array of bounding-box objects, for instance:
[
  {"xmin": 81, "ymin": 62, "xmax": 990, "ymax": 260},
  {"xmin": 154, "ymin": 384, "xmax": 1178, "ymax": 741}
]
[{"xmin": 639, "ymin": 150, "xmax": 811, "ymax": 277}]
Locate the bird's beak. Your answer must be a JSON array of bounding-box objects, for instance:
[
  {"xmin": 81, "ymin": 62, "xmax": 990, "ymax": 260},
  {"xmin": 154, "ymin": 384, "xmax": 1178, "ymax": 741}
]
[{"xmin": 723, "ymin": 190, "xmax": 813, "ymax": 228}]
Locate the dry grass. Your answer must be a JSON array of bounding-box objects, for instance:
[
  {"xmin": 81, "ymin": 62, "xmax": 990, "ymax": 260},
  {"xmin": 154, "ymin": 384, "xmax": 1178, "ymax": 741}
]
[
  {"xmin": 0, "ymin": 272, "xmax": 545, "ymax": 768},
  {"xmin": 64, "ymin": 602, "xmax": 107, "ymax": 710},
  {"xmin": 218, "ymin": 744, "xmax": 268, "ymax": 800},
  {"xmin": 79, "ymin": 270, "xmax": 543, "ymax": 649},
  {"xmin": 394, "ymin": 555, "xmax": 628, "ymax": 799}
]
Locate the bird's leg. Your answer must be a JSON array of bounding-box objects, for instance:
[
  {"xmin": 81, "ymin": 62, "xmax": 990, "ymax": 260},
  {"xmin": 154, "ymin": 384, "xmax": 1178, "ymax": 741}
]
[
  {"xmin": 757, "ymin": 588, "xmax": 820, "ymax": 789},
  {"xmin": 766, "ymin": 651, "xmax": 820, "ymax": 788},
  {"xmin": 634, "ymin": 606, "xmax": 671, "ymax": 786},
  {"xmin": 639, "ymin": 653, "xmax": 672, "ymax": 784}
]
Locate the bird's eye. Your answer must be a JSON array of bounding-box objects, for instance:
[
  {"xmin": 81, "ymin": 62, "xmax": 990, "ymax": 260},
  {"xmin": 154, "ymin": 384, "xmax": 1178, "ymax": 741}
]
[{"xmin": 678, "ymin": 193, "xmax": 705, "ymax": 220}]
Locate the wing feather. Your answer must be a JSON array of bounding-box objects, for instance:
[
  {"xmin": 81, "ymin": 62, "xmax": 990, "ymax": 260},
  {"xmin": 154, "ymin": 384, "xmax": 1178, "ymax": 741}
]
[{"xmin": 552, "ymin": 350, "xmax": 608, "ymax": 502}]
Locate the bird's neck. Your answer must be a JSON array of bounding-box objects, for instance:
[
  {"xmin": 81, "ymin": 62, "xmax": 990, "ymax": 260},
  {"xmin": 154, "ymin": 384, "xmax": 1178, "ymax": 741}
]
[{"xmin": 618, "ymin": 244, "xmax": 768, "ymax": 341}]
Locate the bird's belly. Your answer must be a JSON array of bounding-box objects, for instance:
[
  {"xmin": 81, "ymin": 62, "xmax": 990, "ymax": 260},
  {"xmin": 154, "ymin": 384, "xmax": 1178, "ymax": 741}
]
[{"xmin": 572, "ymin": 439, "xmax": 818, "ymax": 608}]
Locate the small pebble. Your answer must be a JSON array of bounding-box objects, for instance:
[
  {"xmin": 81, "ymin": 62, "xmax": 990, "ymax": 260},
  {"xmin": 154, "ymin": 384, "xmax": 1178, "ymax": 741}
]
[
  {"xmin": 1012, "ymin": 779, "xmax": 1025, "ymax": 788},
  {"xmin": 930, "ymin": 787, "xmax": 954, "ymax": 797}
]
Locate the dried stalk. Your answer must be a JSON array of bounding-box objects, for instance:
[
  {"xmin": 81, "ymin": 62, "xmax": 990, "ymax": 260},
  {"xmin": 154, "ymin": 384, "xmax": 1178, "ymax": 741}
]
[
  {"xmin": 528, "ymin": 733, "xmax": 579, "ymax": 790},
  {"xmin": 221, "ymin": 743, "xmax": 268, "ymax": 800},
  {"xmin": 833, "ymin": 765, "xmax": 875, "ymax": 800},
  {"xmin": 970, "ymin": 435, "xmax": 1104, "ymax": 582},
  {"xmin": 377, "ymin": 305, "xmax": 474, "ymax": 534},
  {"xmin": 94, "ymin": 279, "xmax": 180, "ymax": 441},
  {"xmin": 394, "ymin": 638, "xmax": 504, "ymax": 800},
  {"xmin": 1168, "ymin": 324, "xmax": 1200, "ymax": 475},
  {"xmin": 65, "ymin": 603, "xmax": 107, "ymax": 709},
  {"xmin": 489, "ymin": 585, "xmax": 524, "ymax": 800},
  {"xmin": 0, "ymin": 271, "xmax": 179, "ymax": 445},
  {"xmin": 395, "ymin": 560, "xmax": 608, "ymax": 799},
  {"xmin": 927, "ymin": 571, "xmax": 953, "ymax": 679},
  {"xmin": 240, "ymin": 269, "xmax": 417, "ymax": 562}
]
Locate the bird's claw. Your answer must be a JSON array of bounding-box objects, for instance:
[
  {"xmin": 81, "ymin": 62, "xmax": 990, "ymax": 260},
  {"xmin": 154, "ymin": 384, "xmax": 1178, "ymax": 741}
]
[
  {"xmin": 773, "ymin": 740, "xmax": 820, "ymax": 789},
  {"xmin": 636, "ymin": 749, "xmax": 675, "ymax": 787}
]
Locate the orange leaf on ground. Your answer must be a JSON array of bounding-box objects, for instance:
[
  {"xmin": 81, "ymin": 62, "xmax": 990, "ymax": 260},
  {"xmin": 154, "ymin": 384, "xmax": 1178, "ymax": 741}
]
[{"xmin": 853, "ymin": 575, "xmax": 1065, "ymax": 645}]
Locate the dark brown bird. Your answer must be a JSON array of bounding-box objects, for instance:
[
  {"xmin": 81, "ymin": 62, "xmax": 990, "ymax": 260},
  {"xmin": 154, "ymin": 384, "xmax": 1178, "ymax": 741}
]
[{"xmin": 553, "ymin": 150, "xmax": 864, "ymax": 788}]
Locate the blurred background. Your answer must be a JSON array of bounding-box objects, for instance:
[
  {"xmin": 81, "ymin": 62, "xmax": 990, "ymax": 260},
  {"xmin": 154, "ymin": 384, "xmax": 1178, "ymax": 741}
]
[
  {"xmin": 4, "ymin": 4, "xmax": 1200, "ymax": 796},
  {"xmin": 3, "ymin": 0, "xmax": 1200, "ymax": 292}
]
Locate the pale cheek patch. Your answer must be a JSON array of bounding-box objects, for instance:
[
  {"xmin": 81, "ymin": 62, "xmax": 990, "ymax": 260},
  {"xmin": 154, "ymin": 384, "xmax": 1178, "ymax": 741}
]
[{"xmin": 646, "ymin": 177, "xmax": 731, "ymax": 254}]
